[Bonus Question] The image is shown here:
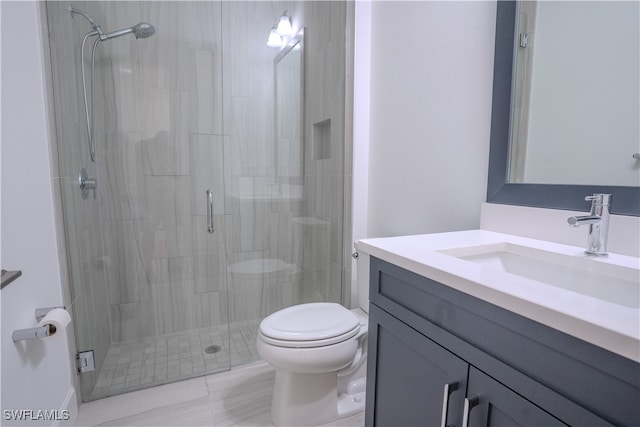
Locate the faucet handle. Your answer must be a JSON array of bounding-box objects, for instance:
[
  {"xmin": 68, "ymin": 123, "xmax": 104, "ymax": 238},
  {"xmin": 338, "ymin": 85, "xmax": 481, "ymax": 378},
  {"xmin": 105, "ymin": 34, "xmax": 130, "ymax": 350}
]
[{"xmin": 585, "ymin": 193, "xmax": 611, "ymax": 205}]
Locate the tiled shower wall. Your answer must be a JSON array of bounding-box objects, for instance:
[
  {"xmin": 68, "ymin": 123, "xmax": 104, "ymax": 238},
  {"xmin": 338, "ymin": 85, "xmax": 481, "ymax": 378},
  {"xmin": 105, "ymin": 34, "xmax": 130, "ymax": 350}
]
[
  {"xmin": 45, "ymin": 0, "xmax": 347, "ymax": 397},
  {"xmin": 94, "ymin": 1, "xmax": 229, "ymax": 342},
  {"xmin": 45, "ymin": 0, "xmax": 112, "ymax": 397}
]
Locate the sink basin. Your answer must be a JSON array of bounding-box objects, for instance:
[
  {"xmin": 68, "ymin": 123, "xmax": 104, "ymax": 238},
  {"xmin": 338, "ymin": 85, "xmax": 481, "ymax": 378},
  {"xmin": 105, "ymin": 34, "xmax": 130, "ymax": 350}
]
[{"xmin": 439, "ymin": 243, "xmax": 640, "ymax": 308}]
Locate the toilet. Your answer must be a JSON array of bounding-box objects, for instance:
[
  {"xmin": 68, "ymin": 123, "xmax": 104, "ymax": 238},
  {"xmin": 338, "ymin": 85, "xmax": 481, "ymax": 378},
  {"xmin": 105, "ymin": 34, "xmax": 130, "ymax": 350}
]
[{"xmin": 256, "ymin": 256, "xmax": 370, "ymax": 426}]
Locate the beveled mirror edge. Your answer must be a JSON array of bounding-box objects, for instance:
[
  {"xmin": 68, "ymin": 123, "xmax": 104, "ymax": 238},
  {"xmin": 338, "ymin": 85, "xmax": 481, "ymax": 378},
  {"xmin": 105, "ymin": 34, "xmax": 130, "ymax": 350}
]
[{"xmin": 487, "ymin": 1, "xmax": 639, "ymax": 217}]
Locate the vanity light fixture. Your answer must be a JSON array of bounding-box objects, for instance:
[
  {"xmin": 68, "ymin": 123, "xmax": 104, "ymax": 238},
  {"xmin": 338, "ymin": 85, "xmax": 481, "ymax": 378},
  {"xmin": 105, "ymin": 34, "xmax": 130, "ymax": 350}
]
[
  {"xmin": 267, "ymin": 12, "xmax": 294, "ymax": 48},
  {"xmin": 267, "ymin": 25, "xmax": 283, "ymax": 48},
  {"xmin": 276, "ymin": 12, "xmax": 293, "ymax": 36}
]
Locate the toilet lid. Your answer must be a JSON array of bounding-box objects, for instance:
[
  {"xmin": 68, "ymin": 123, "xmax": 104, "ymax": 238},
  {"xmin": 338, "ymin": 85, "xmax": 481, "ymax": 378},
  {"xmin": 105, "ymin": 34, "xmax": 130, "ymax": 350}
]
[{"xmin": 259, "ymin": 303, "xmax": 360, "ymax": 346}]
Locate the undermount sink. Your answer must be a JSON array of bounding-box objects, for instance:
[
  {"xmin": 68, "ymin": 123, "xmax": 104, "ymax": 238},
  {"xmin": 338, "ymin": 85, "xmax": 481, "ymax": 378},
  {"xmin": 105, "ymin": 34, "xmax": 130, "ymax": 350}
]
[{"xmin": 439, "ymin": 242, "xmax": 640, "ymax": 308}]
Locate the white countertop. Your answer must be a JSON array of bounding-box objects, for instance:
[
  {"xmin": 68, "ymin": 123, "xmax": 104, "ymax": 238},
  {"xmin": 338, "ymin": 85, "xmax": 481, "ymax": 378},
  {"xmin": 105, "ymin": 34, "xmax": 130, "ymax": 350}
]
[{"xmin": 356, "ymin": 230, "xmax": 640, "ymax": 363}]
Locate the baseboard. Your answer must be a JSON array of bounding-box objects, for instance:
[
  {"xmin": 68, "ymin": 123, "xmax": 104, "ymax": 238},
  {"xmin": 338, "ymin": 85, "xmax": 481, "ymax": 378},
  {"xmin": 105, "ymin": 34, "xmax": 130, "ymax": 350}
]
[{"xmin": 52, "ymin": 388, "xmax": 77, "ymax": 427}]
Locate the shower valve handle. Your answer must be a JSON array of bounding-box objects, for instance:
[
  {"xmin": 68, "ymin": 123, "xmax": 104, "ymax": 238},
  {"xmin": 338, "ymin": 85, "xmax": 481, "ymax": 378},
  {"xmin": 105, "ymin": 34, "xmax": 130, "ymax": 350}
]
[{"xmin": 79, "ymin": 168, "xmax": 97, "ymax": 200}]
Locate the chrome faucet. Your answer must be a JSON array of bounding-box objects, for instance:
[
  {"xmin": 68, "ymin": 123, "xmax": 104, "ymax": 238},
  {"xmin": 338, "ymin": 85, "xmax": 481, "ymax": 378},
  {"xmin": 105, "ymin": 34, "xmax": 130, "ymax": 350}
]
[{"xmin": 567, "ymin": 194, "xmax": 611, "ymax": 256}]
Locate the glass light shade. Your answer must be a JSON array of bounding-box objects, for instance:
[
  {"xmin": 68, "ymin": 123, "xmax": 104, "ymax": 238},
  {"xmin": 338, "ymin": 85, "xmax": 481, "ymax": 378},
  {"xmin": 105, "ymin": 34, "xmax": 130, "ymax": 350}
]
[
  {"xmin": 267, "ymin": 29, "xmax": 282, "ymax": 47},
  {"xmin": 276, "ymin": 15, "xmax": 293, "ymax": 36}
]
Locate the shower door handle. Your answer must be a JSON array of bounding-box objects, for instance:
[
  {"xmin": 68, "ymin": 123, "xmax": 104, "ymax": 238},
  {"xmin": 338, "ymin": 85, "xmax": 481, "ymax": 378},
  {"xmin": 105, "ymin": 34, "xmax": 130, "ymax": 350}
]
[{"xmin": 206, "ymin": 190, "xmax": 214, "ymax": 233}]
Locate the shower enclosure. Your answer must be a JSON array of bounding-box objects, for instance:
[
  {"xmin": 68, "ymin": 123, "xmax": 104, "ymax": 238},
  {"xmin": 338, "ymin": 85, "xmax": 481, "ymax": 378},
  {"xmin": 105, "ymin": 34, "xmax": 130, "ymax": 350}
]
[{"xmin": 43, "ymin": 1, "xmax": 351, "ymax": 401}]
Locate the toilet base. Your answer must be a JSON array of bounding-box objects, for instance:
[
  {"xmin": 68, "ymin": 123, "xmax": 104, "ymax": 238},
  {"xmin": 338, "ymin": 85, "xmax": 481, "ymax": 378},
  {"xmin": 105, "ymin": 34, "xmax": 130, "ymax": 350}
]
[{"xmin": 270, "ymin": 370, "xmax": 366, "ymax": 426}]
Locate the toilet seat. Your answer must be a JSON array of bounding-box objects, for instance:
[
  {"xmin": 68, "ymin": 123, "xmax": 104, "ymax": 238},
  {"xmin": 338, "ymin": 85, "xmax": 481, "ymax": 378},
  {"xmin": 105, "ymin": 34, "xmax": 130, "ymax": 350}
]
[{"xmin": 259, "ymin": 303, "xmax": 360, "ymax": 348}]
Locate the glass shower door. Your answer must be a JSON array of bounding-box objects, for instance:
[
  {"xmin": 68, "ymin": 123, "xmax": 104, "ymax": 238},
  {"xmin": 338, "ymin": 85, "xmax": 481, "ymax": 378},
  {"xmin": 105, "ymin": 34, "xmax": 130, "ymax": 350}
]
[
  {"xmin": 44, "ymin": 0, "xmax": 349, "ymax": 401},
  {"xmin": 44, "ymin": 0, "xmax": 232, "ymax": 401}
]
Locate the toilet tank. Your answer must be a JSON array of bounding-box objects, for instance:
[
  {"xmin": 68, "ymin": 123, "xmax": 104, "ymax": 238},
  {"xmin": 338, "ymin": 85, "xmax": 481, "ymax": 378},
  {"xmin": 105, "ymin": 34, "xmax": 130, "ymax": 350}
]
[{"xmin": 356, "ymin": 251, "xmax": 370, "ymax": 313}]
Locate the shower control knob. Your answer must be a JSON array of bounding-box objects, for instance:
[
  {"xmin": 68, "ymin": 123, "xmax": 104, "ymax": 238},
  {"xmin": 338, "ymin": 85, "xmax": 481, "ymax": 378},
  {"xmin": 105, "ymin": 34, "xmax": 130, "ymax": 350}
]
[{"xmin": 79, "ymin": 168, "xmax": 97, "ymax": 200}]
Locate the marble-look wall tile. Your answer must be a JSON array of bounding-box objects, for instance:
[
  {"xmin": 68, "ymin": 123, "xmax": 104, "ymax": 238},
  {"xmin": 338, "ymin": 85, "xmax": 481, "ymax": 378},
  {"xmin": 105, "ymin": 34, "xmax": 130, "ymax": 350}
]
[
  {"xmin": 146, "ymin": 176, "xmax": 193, "ymax": 258},
  {"xmin": 47, "ymin": 39, "xmax": 79, "ymax": 131},
  {"xmin": 94, "ymin": 39, "xmax": 143, "ymax": 133},
  {"xmin": 228, "ymin": 194, "xmax": 270, "ymax": 254},
  {"xmin": 267, "ymin": 212, "xmax": 295, "ymax": 265},
  {"xmin": 96, "ymin": 132, "xmax": 146, "ymax": 220},
  {"xmin": 141, "ymin": 89, "xmax": 190, "ymax": 175},
  {"xmin": 193, "ymin": 216, "xmax": 227, "ymax": 293},
  {"xmin": 45, "ymin": 2, "xmax": 79, "ymax": 55},
  {"xmin": 223, "ymin": 3, "xmax": 275, "ymax": 100},
  {"xmin": 259, "ymin": 266, "xmax": 297, "ymax": 317},
  {"xmin": 58, "ymin": 179, "xmax": 89, "ymax": 302},
  {"xmin": 103, "ymin": 219, "xmax": 151, "ymax": 304},
  {"xmin": 329, "ymin": 174, "xmax": 345, "ymax": 265},
  {"xmin": 297, "ymin": 270, "xmax": 326, "ymax": 304},
  {"xmin": 55, "ymin": 114, "xmax": 84, "ymax": 180},
  {"xmin": 226, "ymin": 97, "xmax": 272, "ymax": 177},
  {"xmin": 194, "ymin": 290, "xmax": 228, "ymax": 329},
  {"xmin": 227, "ymin": 258, "xmax": 298, "ymax": 322},
  {"xmin": 295, "ymin": 215, "xmax": 330, "ymax": 272},
  {"xmin": 138, "ymin": 1, "xmax": 188, "ymax": 91},
  {"xmin": 110, "ymin": 300, "xmax": 157, "ymax": 342},
  {"xmin": 180, "ymin": 2, "xmax": 222, "ymax": 51},
  {"xmin": 328, "ymin": 262, "xmax": 344, "ymax": 304},
  {"xmin": 300, "ymin": 1, "xmax": 348, "ymax": 306},
  {"xmin": 190, "ymin": 134, "xmax": 225, "ymax": 216},
  {"xmin": 83, "ymin": 221, "xmax": 111, "ymax": 352},
  {"xmin": 190, "ymin": 49, "xmax": 223, "ymax": 134},
  {"xmin": 149, "ymin": 257, "xmax": 196, "ymax": 334}
]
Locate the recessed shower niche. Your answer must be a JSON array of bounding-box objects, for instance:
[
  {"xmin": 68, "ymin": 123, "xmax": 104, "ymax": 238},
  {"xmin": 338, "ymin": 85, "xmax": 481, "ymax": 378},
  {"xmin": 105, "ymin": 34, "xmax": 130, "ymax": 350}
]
[{"xmin": 313, "ymin": 119, "xmax": 332, "ymax": 160}]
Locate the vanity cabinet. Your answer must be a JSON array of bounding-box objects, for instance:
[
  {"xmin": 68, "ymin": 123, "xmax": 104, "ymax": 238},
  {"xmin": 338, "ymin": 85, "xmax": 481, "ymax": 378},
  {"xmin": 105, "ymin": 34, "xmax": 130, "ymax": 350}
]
[
  {"xmin": 365, "ymin": 257, "xmax": 639, "ymax": 427},
  {"xmin": 369, "ymin": 304, "xmax": 467, "ymax": 427}
]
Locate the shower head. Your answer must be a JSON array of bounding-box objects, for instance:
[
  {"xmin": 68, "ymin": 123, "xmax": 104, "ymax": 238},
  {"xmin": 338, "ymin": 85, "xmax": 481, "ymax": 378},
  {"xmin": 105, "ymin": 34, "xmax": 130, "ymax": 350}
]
[
  {"xmin": 100, "ymin": 22, "xmax": 156, "ymax": 41},
  {"xmin": 132, "ymin": 23, "xmax": 156, "ymax": 39},
  {"xmin": 70, "ymin": 7, "xmax": 156, "ymax": 41}
]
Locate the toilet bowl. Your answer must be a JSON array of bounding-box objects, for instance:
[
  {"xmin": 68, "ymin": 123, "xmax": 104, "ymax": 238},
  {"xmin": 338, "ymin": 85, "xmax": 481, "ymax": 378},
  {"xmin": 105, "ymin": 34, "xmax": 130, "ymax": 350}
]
[{"xmin": 257, "ymin": 302, "xmax": 368, "ymax": 426}]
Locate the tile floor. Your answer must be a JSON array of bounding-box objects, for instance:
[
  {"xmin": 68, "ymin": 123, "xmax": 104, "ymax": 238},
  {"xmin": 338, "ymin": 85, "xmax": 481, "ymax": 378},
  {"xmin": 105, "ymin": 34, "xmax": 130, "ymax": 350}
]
[
  {"xmin": 75, "ymin": 361, "xmax": 365, "ymax": 427},
  {"xmin": 91, "ymin": 322, "xmax": 261, "ymax": 399}
]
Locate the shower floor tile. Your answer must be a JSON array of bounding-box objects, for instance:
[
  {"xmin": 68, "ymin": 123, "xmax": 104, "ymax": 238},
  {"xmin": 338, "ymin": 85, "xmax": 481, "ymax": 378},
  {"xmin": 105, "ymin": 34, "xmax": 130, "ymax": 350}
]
[{"xmin": 90, "ymin": 321, "xmax": 261, "ymax": 399}]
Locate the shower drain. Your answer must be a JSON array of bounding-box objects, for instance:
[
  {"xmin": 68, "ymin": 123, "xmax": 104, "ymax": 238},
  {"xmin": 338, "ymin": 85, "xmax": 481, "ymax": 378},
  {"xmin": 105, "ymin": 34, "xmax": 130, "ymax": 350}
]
[{"xmin": 204, "ymin": 344, "xmax": 222, "ymax": 354}]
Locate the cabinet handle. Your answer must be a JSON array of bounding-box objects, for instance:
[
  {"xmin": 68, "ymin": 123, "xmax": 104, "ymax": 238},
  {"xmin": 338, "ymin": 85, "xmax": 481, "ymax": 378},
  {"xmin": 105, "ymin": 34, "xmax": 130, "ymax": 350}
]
[
  {"xmin": 462, "ymin": 395, "xmax": 479, "ymax": 427},
  {"xmin": 440, "ymin": 382, "xmax": 458, "ymax": 427},
  {"xmin": 206, "ymin": 190, "xmax": 214, "ymax": 233}
]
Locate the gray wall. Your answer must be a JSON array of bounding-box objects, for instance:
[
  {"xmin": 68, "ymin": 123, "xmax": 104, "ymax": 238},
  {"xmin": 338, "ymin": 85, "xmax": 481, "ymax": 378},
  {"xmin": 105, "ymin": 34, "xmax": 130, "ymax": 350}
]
[{"xmin": 1, "ymin": 1, "xmax": 77, "ymax": 422}]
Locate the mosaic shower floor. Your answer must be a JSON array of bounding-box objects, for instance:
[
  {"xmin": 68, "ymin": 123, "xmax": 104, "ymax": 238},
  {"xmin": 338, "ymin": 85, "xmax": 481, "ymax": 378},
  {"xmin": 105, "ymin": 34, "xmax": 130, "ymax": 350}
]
[{"xmin": 90, "ymin": 321, "xmax": 261, "ymax": 399}]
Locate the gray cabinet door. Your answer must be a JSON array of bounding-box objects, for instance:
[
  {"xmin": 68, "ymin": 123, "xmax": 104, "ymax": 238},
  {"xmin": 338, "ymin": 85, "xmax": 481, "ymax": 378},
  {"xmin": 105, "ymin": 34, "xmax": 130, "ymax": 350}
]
[
  {"xmin": 366, "ymin": 305, "xmax": 468, "ymax": 427},
  {"xmin": 465, "ymin": 367, "xmax": 567, "ymax": 427}
]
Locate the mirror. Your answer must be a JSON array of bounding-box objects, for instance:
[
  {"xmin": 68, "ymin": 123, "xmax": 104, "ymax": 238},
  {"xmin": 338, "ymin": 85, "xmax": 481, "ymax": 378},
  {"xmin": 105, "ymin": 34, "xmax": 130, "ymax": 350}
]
[
  {"xmin": 274, "ymin": 30, "xmax": 304, "ymax": 184},
  {"xmin": 508, "ymin": 1, "xmax": 639, "ymax": 186},
  {"xmin": 487, "ymin": 1, "xmax": 639, "ymax": 216}
]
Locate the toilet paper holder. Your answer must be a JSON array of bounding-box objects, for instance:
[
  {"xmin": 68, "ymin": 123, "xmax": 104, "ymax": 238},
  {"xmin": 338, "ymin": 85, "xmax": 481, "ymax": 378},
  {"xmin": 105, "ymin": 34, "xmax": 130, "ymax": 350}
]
[{"xmin": 12, "ymin": 306, "xmax": 65, "ymax": 342}]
